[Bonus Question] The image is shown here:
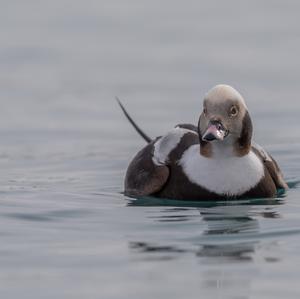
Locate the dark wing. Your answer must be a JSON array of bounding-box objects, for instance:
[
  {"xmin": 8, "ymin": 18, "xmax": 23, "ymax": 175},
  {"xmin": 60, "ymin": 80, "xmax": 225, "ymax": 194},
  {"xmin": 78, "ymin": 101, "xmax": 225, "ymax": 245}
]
[
  {"xmin": 124, "ymin": 125, "xmax": 198, "ymax": 197},
  {"xmin": 125, "ymin": 140, "xmax": 169, "ymax": 197},
  {"xmin": 252, "ymin": 143, "xmax": 288, "ymax": 190}
]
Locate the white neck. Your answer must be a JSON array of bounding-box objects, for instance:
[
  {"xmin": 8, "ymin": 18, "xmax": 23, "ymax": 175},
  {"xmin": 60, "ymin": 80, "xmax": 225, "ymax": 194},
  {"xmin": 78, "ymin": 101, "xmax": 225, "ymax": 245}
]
[{"xmin": 209, "ymin": 135, "xmax": 237, "ymax": 158}]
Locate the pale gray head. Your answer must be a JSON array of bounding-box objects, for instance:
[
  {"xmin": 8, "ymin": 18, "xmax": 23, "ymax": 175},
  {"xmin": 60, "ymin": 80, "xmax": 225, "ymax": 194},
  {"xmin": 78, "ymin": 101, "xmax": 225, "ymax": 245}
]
[{"xmin": 198, "ymin": 84, "xmax": 253, "ymax": 157}]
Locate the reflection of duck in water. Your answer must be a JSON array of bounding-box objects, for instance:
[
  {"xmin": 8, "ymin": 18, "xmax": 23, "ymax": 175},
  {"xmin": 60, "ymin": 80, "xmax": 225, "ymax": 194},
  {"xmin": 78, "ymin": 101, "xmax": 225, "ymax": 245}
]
[
  {"xmin": 198, "ymin": 206, "xmax": 281, "ymax": 264},
  {"xmin": 129, "ymin": 202, "xmax": 281, "ymax": 263},
  {"xmin": 196, "ymin": 205, "xmax": 260, "ymax": 261},
  {"xmin": 119, "ymin": 84, "xmax": 288, "ymax": 200},
  {"xmin": 128, "ymin": 202, "xmax": 282, "ymax": 299}
]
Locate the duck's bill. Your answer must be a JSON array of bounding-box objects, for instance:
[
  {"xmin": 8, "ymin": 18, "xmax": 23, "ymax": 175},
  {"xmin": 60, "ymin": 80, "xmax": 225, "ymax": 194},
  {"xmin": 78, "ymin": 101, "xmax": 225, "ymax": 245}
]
[{"xmin": 202, "ymin": 122, "xmax": 227, "ymax": 142}]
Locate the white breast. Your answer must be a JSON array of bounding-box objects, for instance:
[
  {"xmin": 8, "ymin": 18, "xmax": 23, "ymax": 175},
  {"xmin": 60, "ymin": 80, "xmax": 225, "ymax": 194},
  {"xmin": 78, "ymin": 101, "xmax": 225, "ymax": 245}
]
[{"xmin": 179, "ymin": 145, "xmax": 265, "ymax": 196}]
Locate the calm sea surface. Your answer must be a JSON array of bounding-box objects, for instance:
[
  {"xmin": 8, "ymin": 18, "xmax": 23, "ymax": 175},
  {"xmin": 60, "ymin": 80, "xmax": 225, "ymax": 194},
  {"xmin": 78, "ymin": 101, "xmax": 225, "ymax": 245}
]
[{"xmin": 0, "ymin": 1, "xmax": 300, "ymax": 298}]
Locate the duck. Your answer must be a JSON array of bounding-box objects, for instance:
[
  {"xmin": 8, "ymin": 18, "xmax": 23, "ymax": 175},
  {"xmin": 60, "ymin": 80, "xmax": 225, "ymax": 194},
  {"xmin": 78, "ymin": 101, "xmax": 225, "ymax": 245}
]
[{"xmin": 118, "ymin": 84, "xmax": 288, "ymax": 200}]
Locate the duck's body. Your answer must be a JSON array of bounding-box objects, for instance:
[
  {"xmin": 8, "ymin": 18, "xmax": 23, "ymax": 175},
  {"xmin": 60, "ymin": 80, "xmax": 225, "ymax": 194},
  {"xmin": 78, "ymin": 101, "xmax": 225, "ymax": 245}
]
[
  {"xmin": 120, "ymin": 85, "xmax": 288, "ymax": 200},
  {"xmin": 125, "ymin": 125, "xmax": 286, "ymax": 200}
]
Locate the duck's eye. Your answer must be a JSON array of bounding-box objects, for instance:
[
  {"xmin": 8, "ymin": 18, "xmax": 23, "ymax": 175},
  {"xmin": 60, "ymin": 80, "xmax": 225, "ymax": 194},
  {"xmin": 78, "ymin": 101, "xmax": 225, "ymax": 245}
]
[
  {"xmin": 229, "ymin": 105, "xmax": 238, "ymax": 117},
  {"xmin": 203, "ymin": 107, "xmax": 207, "ymax": 115}
]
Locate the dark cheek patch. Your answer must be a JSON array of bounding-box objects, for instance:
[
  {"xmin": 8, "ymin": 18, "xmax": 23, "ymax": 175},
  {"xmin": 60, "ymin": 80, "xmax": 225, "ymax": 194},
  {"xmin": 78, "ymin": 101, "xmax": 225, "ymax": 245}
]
[{"xmin": 235, "ymin": 111, "xmax": 253, "ymax": 156}]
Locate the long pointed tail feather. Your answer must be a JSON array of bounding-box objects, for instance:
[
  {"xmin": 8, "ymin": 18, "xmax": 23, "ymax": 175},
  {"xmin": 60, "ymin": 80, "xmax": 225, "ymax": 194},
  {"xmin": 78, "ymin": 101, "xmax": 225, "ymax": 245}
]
[{"xmin": 116, "ymin": 97, "xmax": 152, "ymax": 143}]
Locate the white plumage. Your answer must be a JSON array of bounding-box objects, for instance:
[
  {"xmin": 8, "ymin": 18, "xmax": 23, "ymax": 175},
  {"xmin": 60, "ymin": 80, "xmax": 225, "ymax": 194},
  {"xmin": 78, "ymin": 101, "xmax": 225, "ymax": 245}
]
[{"xmin": 179, "ymin": 144, "xmax": 264, "ymax": 196}]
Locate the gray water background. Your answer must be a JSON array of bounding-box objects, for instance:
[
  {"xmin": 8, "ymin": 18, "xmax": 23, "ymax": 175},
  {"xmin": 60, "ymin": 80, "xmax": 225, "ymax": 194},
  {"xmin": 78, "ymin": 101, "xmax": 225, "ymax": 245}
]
[{"xmin": 0, "ymin": 1, "xmax": 300, "ymax": 298}]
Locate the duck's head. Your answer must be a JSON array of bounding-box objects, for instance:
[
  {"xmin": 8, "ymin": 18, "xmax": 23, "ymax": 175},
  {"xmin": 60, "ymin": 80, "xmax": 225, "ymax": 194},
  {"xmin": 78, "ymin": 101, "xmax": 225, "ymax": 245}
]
[{"xmin": 198, "ymin": 84, "xmax": 253, "ymax": 157}]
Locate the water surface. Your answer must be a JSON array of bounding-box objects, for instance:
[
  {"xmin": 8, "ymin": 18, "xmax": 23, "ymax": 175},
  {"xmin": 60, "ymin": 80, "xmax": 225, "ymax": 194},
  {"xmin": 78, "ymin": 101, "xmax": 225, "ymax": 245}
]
[{"xmin": 0, "ymin": 1, "xmax": 300, "ymax": 298}]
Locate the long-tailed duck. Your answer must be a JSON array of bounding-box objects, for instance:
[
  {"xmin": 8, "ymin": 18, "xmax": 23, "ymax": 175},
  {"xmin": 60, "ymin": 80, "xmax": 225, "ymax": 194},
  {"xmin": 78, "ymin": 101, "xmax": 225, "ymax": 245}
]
[{"xmin": 118, "ymin": 85, "xmax": 288, "ymax": 200}]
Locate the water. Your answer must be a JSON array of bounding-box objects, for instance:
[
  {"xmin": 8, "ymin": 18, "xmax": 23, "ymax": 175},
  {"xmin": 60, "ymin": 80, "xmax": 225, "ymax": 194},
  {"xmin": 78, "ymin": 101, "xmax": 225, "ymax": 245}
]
[{"xmin": 0, "ymin": 0, "xmax": 300, "ymax": 298}]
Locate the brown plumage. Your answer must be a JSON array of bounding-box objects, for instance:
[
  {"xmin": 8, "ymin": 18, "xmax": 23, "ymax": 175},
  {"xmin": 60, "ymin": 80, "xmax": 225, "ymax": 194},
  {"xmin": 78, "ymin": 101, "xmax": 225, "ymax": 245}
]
[{"xmin": 120, "ymin": 85, "xmax": 288, "ymax": 200}]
